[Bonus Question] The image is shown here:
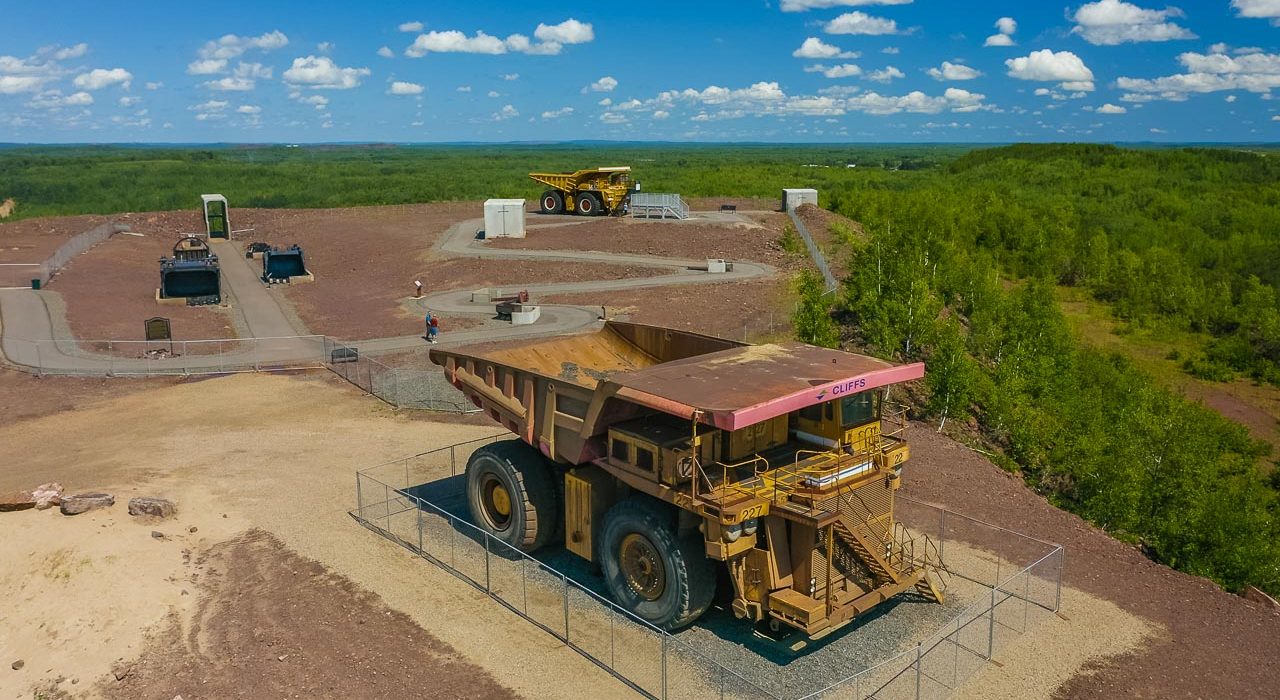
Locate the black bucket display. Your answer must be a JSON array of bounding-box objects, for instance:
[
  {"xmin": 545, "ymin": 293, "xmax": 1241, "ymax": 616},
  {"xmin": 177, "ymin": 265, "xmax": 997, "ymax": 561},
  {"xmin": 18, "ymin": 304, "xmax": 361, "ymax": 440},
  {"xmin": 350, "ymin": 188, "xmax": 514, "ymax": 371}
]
[
  {"xmin": 159, "ymin": 237, "xmax": 221, "ymax": 304},
  {"xmin": 262, "ymin": 245, "xmax": 309, "ymax": 283}
]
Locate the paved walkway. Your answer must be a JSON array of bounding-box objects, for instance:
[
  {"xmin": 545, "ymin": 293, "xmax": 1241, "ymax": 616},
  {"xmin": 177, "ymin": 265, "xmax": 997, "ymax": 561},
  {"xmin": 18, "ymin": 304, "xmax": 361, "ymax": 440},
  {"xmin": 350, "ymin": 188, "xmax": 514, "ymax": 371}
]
[{"xmin": 0, "ymin": 214, "xmax": 778, "ymax": 374}]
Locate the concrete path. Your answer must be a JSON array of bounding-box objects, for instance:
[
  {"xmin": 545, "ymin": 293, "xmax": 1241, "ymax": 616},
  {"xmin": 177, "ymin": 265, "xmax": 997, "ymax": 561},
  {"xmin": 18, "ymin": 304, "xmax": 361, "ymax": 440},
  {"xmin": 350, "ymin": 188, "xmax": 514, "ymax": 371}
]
[{"xmin": 0, "ymin": 214, "xmax": 778, "ymax": 374}]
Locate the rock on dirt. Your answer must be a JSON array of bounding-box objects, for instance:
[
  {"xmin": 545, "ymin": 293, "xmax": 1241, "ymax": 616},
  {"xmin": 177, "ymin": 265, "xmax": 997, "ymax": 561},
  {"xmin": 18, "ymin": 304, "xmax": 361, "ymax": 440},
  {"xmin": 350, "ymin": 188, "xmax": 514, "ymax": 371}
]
[
  {"xmin": 111, "ymin": 660, "xmax": 133, "ymax": 681},
  {"xmin": 128, "ymin": 497, "xmax": 176, "ymax": 519},
  {"xmin": 32, "ymin": 482, "xmax": 64, "ymax": 509},
  {"xmin": 0, "ymin": 490, "xmax": 35, "ymax": 512},
  {"xmin": 60, "ymin": 493, "xmax": 115, "ymax": 515},
  {"xmin": 11, "ymin": 659, "xmax": 23, "ymax": 671}
]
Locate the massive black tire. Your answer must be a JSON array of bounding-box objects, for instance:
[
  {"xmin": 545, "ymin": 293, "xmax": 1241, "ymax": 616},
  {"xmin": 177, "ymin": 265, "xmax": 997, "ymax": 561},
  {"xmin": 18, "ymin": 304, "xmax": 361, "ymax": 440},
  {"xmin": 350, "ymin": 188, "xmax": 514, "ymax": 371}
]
[
  {"xmin": 598, "ymin": 498, "xmax": 715, "ymax": 630},
  {"xmin": 539, "ymin": 190, "xmax": 565, "ymax": 214},
  {"xmin": 575, "ymin": 192, "xmax": 602, "ymax": 216},
  {"xmin": 465, "ymin": 440, "xmax": 559, "ymax": 552}
]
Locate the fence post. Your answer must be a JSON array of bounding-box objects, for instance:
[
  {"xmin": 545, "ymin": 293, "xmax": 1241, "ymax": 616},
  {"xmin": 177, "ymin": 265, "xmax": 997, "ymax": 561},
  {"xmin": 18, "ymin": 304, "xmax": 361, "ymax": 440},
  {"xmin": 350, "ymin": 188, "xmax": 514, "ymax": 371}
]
[
  {"xmin": 417, "ymin": 496, "xmax": 424, "ymax": 553},
  {"xmin": 356, "ymin": 473, "xmax": 364, "ymax": 520},
  {"xmin": 451, "ymin": 445, "xmax": 457, "ymax": 477},
  {"xmin": 939, "ymin": 509, "xmax": 947, "ymax": 560},
  {"xmin": 449, "ymin": 515, "xmax": 457, "ymax": 568},
  {"xmin": 484, "ymin": 532, "xmax": 491, "ymax": 592},
  {"xmin": 1055, "ymin": 547, "xmax": 1064, "ymax": 613},
  {"xmin": 660, "ymin": 634, "xmax": 668, "ymax": 700},
  {"xmin": 383, "ymin": 482, "xmax": 390, "ymax": 527},
  {"xmin": 521, "ymin": 556, "xmax": 529, "ymax": 613},
  {"xmin": 915, "ymin": 642, "xmax": 922, "ymax": 698},
  {"xmin": 562, "ymin": 573, "xmax": 570, "ymax": 643},
  {"xmin": 987, "ymin": 586, "xmax": 996, "ymax": 660}
]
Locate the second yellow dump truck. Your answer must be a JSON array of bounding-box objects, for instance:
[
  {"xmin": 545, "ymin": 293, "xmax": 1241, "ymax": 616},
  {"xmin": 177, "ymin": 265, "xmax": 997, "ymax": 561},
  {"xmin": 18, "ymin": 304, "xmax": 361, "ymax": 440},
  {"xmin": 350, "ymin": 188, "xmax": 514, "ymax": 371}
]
[
  {"xmin": 528, "ymin": 166, "xmax": 637, "ymax": 216},
  {"xmin": 429, "ymin": 322, "xmax": 946, "ymax": 635}
]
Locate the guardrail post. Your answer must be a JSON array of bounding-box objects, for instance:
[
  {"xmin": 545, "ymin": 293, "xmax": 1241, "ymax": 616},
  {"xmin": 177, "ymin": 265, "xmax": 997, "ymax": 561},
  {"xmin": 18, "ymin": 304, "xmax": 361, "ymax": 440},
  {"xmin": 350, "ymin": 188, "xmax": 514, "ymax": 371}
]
[
  {"xmin": 987, "ymin": 586, "xmax": 996, "ymax": 660},
  {"xmin": 915, "ymin": 642, "xmax": 922, "ymax": 698}
]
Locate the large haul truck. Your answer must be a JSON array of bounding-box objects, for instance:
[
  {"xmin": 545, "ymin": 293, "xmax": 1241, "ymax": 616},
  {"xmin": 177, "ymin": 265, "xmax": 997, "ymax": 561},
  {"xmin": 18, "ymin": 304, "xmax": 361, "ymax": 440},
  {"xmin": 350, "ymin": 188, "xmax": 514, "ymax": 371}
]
[
  {"xmin": 528, "ymin": 166, "xmax": 637, "ymax": 216},
  {"xmin": 428, "ymin": 322, "xmax": 946, "ymax": 635}
]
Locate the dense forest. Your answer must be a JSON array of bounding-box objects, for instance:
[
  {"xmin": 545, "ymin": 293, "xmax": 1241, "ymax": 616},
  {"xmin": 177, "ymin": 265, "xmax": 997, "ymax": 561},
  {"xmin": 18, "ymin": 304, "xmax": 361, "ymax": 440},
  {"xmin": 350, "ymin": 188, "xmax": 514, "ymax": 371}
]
[{"xmin": 795, "ymin": 144, "xmax": 1280, "ymax": 595}]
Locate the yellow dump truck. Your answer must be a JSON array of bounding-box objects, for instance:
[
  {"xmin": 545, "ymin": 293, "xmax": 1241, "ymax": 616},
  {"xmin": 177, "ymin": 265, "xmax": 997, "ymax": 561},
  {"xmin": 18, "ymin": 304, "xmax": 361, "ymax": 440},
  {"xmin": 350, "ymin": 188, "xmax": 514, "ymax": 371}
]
[
  {"xmin": 428, "ymin": 322, "xmax": 945, "ymax": 634},
  {"xmin": 528, "ymin": 166, "xmax": 637, "ymax": 216}
]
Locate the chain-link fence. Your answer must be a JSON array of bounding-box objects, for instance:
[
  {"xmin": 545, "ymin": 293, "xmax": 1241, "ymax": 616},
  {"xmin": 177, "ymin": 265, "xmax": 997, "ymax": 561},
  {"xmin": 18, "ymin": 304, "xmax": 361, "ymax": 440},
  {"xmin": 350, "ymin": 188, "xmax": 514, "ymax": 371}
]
[
  {"xmin": 323, "ymin": 339, "xmax": 477, "ymax": 412},
  {"xmin": 353, "ymin": 437, "xmax": 1065, "ymax": 700},
  {"xmin": 7, "ymin": 335, "xmax": 328, "ymax": 376},
  {"xmin": 0, "ymin": 222, "xmax": 129, "ymax": 289}
]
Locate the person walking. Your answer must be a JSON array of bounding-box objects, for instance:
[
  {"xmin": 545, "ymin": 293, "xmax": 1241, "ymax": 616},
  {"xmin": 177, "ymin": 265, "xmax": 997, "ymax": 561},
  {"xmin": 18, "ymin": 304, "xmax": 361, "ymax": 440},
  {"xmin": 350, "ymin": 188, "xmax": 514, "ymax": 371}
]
[{"xmin": 425, "ymin": 311, "xmax": 440, "ymax": 343}]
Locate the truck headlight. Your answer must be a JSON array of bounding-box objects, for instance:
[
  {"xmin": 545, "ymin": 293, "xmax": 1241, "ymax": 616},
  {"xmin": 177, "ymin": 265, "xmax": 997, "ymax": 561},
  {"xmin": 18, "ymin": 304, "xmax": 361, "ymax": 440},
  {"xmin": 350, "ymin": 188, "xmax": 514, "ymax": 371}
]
[
  {"xmin": 742, "ymin": 518, "xmax": 759, "ymax": 536},
  {"xmin": 724, "ymin": 523, "xmax": 742, "ymax": 542}
]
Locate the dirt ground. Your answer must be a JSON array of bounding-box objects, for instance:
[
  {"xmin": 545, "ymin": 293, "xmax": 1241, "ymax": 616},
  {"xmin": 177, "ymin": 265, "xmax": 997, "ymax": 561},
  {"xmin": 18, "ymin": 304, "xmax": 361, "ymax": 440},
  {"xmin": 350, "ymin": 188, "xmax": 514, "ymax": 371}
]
[
  {"xmin": 901, "ymin": 424, "xmax": 1280, "ymax": 699},
  {"xmin": 103, "ymin": 529, "xmax": 515, "ymax": 700},
  {"xmin": 0, "ymin": 214, "xmax": 111, "ymax": 287}
]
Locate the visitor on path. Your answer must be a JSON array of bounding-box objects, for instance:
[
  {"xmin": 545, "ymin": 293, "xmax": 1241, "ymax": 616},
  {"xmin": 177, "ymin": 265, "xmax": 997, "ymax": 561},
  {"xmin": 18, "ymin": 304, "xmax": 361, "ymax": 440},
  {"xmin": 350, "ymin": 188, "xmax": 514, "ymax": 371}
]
[{"xmin": 425, "ymin": 311, "xmax": 439, "ymax": 343}]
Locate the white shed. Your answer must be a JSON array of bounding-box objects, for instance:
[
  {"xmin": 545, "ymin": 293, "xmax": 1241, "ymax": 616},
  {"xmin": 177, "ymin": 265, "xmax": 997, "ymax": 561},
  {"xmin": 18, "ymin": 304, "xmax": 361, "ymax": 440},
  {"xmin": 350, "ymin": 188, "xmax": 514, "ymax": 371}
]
[
  {"xmin": 484, "ymin": 199, "xmax": 527, "ymax": 238},
  {"xmin": 782, "ymin": 188, "xmax": 818, "ymax": 212},
  {"xmin": 201, "ymin": 194, "xmax": 230, "ymax": 238}
]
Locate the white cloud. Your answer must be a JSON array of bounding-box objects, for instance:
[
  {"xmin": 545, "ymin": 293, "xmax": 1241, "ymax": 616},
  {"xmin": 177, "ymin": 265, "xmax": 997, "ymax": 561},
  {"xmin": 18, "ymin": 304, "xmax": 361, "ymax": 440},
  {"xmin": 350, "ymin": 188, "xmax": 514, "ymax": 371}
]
[
  {"xmin": 589, "ymin": 75, "xmax": 618, "ymax": 92},
  {"xmin": 204, "ymin": 77, "xmax": 253, "ymax": 91},
  {"xmin": 50, "ymin": 43, "xmax": 89, "ymax": 60},
  {"xmin": 26, "ymin": 90, "xmax": 93, "ymax": 108},
  {"xmin": 282, "ymin": 56, "xmax": 370, "ymax": 89},
  {"xmin": 820, "ymin": 63, "xmax": 864, "ymax": 78},
  {"xmin": 534, "ymin": 18, "xmax": 594, "ymax": 44},
  {"xmin": 927, "ymin": 61, "xmax": 982, "ymax": 80},
  {"xmin": 652, "ymin": 110, "xmax": 670, "ymax": 119},
  {"xmin": 457, "ymin": 85, "xmax": 472, "ymax": 92},
  {"xmin": 867, "ymin": 66, "xmax": 905, "ymax": 82},
  {"xmin": 600, "ymin": 112, "xmax": 628, "ymax": 124},
  {"xmin": 541, "ymin": 106, "xmax": 574, "ymax": 119},
  {"xmin": 118, "ymin": 96, "xmax": 140, "ymax": 107},
  {"xmin": 493, "ymin": 104, "xmax": 519, "ymax": 120},
  {"xmin": 188, "ymin": 99, "xmax": 229, "ymax": 120},
  {"xmin": 882, "ymin": 46, "xmax": 900, "ymax": 54},
  {"xmin": 598, "ymin": 97, "xmax": 612, "ymax": 106},
  {"xmin": 1070, "ymin": 0, "xmax": 1196, "ymax": 45},
  {"xmin": 1226, "ymin": 94, "xmax": 1238, "ymax": 102},
  {"xmin": 984, "ymin": 34, "xmax": 1015, "ymax": 47},
  {"xmin": 825, "ymin": 11, "xmax": 902, "ymax": 35},
  {"xmin": 1006, "ymin": 49, "xmax": 1095, "ymax": 90},
  {"xmin": 1097, "ymin": 103, "xmax": 1127, "ymax": 113},
  {"xmin": 488, "ymin": 90, "xmax": 500, "ymax": 98},
  {"xmin": 187, "ymin": 59, "xmax": 227, "ymax": 75},
  {"xmin": 1232, "ymin": 0, "xmax": 1280, "ymax": 25},
  {"xmin": 1116, "ymin": 50, "xmax": 1280, "ymax": 99},
  {"xmin": 73, "ymin": 68, "xmax": 132, "ymax": 90},
  {"xmin": 781, "ymin": 0, "xmax": 911, "ymax": 10},
  {"xmin": 292, "ymin": 94, "xmax": 329, "ymax": 110},
  {"xmin": 389, "ymin": 81, "xmax": 424, "ymax": 95},
  {"xmin": 237, "ymin": 104, "xmax": 261, "ymax": 114},
  {"xmin": 985, "ymin": 16, "xmax": 1018, "ymax": 46},
  {"xmin": 197, "ymin": 30, "xmax": 288, "ymax": 60},
  {"xmin": 317, "ymin": 42, "xmax": 334, "ymax": 53},
  {"xmin": 377, "ymin": 46, "xmax": 394, "ymax": 59},
  {"xmin": 202, "ymin": 62, "xmax": 272, "ymax": 91},
  {"xmin": 399, "ymin": 21, "xmax": 424, "ymax": 33},
  {"xmin": 847, "ymin": 88, "xmax": 986, "ymax": 114},
  {"xmin": 996, "ymin": 17, "xmax": 1017, "ymax": 35},
  {"xmin": 407, "ymin": 30, "xmax": 506, "ymax": 56},
  {"xmin": 503, "ymin": 73, "xmax": 520, "ymax": 81},
  {"xmin": 793, "ymin": 37, "xmax": 859, "ymax": 59},
  {"xmin": 145, "ymin": 81, "xmax": 163, "ymax": 90}
]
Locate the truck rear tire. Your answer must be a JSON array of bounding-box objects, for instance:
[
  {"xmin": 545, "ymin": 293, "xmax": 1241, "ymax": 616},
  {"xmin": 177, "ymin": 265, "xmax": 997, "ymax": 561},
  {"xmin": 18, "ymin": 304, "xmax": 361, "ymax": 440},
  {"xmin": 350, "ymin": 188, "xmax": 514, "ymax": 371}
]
[
  {"xmin": 575, "ymin": 192, "xmax": 602, "ymax": 216},
  {"xmin": 598, "ymin": 498, "xmax": 715, "ymax": 630},
  {"xmin": 540, "ymin": 190, "xmax": 564, "ymax": 215},
  {"xmin": 466, "ymin": 440, "xmax": 558, "ymax": 552}
]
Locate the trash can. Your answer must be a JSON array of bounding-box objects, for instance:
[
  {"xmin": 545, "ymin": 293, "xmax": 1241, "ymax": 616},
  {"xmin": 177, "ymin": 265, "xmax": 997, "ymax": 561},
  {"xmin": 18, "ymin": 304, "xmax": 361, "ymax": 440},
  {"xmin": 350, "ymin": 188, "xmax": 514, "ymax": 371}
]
[{"xmin": 30, "ymin": 279, "xmax": 40, "ymax": 290}]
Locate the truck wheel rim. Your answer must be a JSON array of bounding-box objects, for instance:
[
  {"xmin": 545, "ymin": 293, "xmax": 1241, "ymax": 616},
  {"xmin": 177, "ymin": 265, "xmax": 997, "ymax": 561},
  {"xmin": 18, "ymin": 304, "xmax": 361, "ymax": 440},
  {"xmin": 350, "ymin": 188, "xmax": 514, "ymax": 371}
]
[
  {"xmin": 620, "ymin": 533, "xmax": 665, "ymax": 601},
  {"xmin": 544, "ymin": 196, "xmax": 556, "ymax": 210},
  {"xmin": 481, "ymin": 476, "xmax": 512, "ymax": 530},
  {"xmin": 580, "ymin": 198, "xmax": 592, "ymax": 213}
]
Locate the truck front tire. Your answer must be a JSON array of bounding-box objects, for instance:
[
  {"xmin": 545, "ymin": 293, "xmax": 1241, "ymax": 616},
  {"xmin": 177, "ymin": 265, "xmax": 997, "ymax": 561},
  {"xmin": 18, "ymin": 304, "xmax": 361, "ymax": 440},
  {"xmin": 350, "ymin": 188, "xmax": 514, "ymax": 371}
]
[
  {"xmin": 465, "ymin": 440, "xmax": 558, "ymax": 552},
  {"xmin": 575, "ymin": 192, "xmax": 602, "ymax": 216},
  {"xmin": 598, "ymin": 498, "xmax": 715, "ymax": 630}
]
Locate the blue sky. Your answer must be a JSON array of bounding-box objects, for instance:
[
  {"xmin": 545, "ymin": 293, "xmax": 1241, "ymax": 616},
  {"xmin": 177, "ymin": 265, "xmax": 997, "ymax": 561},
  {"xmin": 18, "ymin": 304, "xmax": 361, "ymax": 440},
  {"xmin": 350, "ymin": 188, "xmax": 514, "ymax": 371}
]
[{"xmin": 2, "ymin": 0, "xmax": 1278, "ymax": 143}]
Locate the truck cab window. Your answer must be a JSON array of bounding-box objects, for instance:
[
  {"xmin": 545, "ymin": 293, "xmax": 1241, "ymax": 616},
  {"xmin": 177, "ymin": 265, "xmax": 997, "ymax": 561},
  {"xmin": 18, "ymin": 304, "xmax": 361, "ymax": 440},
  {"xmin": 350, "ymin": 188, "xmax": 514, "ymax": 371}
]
[
  {"xmin": 636, "ymin": 447, "xmax": 655, "ymax": 471},
  {"xmin": 841, "ymin": 392, "xmax": 877, "ymax": 428},
  {"xmin": 611, "ymin": 439, "xmax": 630, "ymax": 462}
]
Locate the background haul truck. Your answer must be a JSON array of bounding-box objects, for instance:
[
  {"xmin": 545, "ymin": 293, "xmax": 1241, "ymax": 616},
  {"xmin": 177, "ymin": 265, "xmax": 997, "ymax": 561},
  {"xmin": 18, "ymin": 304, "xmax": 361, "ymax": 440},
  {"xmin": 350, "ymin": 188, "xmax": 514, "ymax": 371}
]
[{"xmin": 429, "ymin": 322, "xmax": 946, "ymax": 635}]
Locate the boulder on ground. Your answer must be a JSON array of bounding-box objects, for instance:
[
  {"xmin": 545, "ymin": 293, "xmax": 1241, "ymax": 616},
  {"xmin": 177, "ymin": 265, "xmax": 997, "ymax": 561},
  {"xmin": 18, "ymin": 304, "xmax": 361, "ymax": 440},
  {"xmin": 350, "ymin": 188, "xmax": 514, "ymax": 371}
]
[
  {"xmin": 60, "ymin": 493, "xmax": 115, "ymax": 515},
  {"xmin": 128, "ymin": 497, "xmax": 177, "ymax": 519},
  {"xmin": 0, "ymin": 491, "xmax": 35, "ymax": 512},
  {"xmin": 32, "ymin": 483, "xmax": 64, "ymax": 510}
]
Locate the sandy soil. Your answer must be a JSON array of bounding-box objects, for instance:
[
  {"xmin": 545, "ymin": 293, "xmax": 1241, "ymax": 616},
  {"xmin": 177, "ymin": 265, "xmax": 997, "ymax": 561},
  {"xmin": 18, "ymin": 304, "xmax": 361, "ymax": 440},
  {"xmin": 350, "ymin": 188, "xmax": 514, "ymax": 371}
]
[
  {"xmin": 103, "ymin": 530, "xmax": 515, "ymax": 700},
  {"xmin": 902, "ymin": 423, "xmax": 1280, "ymax": 699},
  {"xmin": 486, "ymin": 212, "xmax": 800, "ymax": 271},
  {"xmin": 0, "ymin": 372, "xmax": 629, "ymax": 700}
]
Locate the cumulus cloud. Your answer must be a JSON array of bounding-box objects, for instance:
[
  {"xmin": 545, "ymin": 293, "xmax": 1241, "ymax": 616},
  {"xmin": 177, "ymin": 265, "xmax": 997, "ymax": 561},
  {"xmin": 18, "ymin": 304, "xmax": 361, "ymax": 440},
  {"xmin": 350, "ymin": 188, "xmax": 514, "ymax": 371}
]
[
  {"xmin": 503, "ymin": 73, "xmax": 520, "ymax": 81},
  {"xmin": 187, "ymin": 59, "xmax": 227, "ymax": 75},
  {"xmin": 867, "ymin": 66, "xmax": 906, "ymax": 82},
  {"xmin": 882, "ymin": 46, "xmax": 900, "ymax": 54},
  {"xmin": 781, "ymin": 0, "xmax": 911, "ymax": 10},
  {"xmin": 1006, "ymin": 49, "xmax": 1095, "ymax": 90},
  {"xmin": 534, "ymin": 18, "xmax": 594, "ymax": 44},
  {"xmin": 73, "ymin": 68, "xmax": 132, "ymax": 90},
  {"xmin": 589, "ymin": 76, "xmax": 617, "ymax": 92},
  {"xmin": 237, "ymin": 104, "xmax": 261, "ymax": 114},
  {"xmin": 26, "ymin": 90, "xmax": 93, "ymax": 108},
  {"xmin": 377, "ymin": 46, "xmax": 394, "ymax": 59},
  {"xmin": 48, "ymin": 43, "xmax": 89, "ymax": 60},
  {"xmin": 825, "ymin": 12, "xmax": 902, "ymax": 35},
  {"xmin": 202, "ymin": 62, "xmax": 272, "ymax": 91},
  {"xmin": 197, "ymin": 30, "xmax": 288, "ymax": 60},
  {"xmin": 1097, "ymin": 103, "xmax": 1127, "ymax": 113},
  {"xmin": 1070, "ymin": 0, "xmax": 1195, "ymax": 45},
  {"xmin": 820, "ymin": 64, "xmax": 864, "ymax": 78},
  {"xmin": 601, "ymin": 112, "xmax": 628, "ymax": 124},
  {"xmin": 847, "ymin": 88, "xmax": 986, "ymax": 114},
  {"xmin": 493, "ymin": 104, "xmax": 519, "ymax": 120},
  {"xmin": 1116, "ymin": 49, "xmax": 1280, "ymax": 99},
  {"xmin": 388, "ymin": 81, "xmax": 424, "ymax": 95},
  {"xmin": 1231, "ymin": 0, "xmax": 1280, "ymax": 25},
  {"xmin": 927, "ymin": 61, "xmax": 982, "ymax": 80},
  {"xmin": 457, "ymin": 85, "xmax": 472, "ymax": 92},
  {"xmin": 399, "ymin": 21, "xmax": 424, "ymax": 33},
  {"xmin": 145, "ymin": 81, "xmax": 163, "ymax": 90},
  {"xmin": 985, "ymin": 16, "xmax": 1018, "ymax": 46},
  {"xmin": 283, "ymin": 56, "xmax": 370, "ymax": 89},
  {"xmin": 793, "ymin": 37, "xmax": 860, "ymax": 59},
  {"xmin": 541, "ymin": 106, "xmax": 574, "ymax": 119},
  {"xmin": 652, "ymin": 110, "xmax": 670, "ymax": 119},
  {"xmin": 407, "ymin": 31, "xmax": 506, "ymax": 56}
]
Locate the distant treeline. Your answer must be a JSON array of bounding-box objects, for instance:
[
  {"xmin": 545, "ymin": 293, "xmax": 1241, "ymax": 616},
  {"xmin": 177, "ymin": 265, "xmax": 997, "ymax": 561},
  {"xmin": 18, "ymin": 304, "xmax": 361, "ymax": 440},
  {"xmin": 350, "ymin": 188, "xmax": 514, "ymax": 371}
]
[{"xmin": 793, "ymin": 143, "xmax": 1280, "ymax": 596}]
